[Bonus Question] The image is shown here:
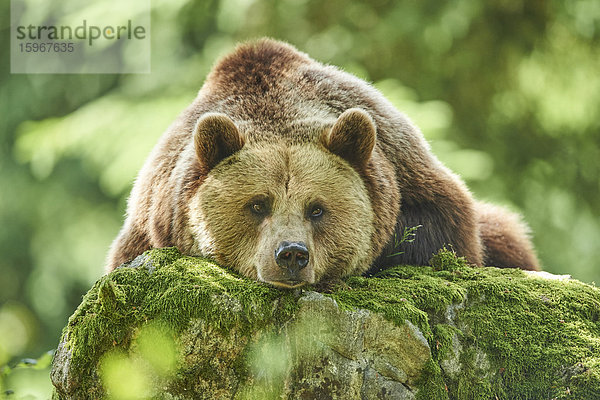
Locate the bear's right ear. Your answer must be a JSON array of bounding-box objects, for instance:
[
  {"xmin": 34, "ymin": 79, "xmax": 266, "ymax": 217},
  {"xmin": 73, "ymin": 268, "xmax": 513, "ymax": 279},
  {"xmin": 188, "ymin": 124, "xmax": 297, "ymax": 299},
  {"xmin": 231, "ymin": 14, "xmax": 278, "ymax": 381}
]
[
  {"xmin": 194, "ymin": 113, "xmax": 244, "ymax": 170},
  {"xmin": 322, "ymin": 108, "xmax": 376, "ymax": 169}
]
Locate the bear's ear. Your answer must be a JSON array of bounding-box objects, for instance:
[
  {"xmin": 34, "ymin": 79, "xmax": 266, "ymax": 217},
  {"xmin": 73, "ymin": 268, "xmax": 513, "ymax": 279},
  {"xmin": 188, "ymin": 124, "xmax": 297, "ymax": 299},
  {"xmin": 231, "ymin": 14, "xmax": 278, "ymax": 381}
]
[
  {"xmin": 194, "ymin": 113, "xmax": 244, "ymax": 170},
  {"xmin": 322, "ymin": 108, "xmax": 376, "ymax": 169}
]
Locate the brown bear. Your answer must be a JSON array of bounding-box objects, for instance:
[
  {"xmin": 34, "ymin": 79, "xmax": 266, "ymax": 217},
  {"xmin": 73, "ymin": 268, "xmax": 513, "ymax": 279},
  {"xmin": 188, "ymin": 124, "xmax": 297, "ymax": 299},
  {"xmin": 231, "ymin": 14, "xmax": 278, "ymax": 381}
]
[{"xmin": 106, "ymin": 38, "xmax": 539, "ymax": 288}]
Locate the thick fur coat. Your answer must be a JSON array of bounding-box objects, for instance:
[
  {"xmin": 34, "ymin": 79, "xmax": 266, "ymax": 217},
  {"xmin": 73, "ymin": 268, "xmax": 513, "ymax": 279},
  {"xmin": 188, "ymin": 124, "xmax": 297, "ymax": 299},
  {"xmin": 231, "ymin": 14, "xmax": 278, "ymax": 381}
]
[{"xmin": 107, "ymin": 39, "xmax": 539, "ymax": 287}]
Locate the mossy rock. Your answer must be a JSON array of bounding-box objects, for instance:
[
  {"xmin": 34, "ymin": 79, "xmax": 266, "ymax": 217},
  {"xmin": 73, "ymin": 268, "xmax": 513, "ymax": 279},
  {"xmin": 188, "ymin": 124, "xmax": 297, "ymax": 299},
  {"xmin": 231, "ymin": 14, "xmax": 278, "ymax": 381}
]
[{"xmin": 51, "ymin": 248, "xmax": 600, "ymax": 399}]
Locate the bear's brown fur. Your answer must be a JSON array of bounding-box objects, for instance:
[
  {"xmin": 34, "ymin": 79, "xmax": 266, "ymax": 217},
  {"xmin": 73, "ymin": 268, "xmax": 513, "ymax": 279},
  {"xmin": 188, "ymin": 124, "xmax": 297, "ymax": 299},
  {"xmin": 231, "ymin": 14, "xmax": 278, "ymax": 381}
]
[{"xmin": 107, "ymin": 38, "xmax": 539, "ymax": 287}]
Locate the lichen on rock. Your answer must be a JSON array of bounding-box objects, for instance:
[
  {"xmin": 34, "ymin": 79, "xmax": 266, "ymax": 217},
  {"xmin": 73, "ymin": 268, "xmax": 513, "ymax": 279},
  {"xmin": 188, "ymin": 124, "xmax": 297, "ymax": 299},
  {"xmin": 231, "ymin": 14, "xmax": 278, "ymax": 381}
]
[{"xmin": 51, "ymin": 248, "xmax": 600, "ymax": 399}]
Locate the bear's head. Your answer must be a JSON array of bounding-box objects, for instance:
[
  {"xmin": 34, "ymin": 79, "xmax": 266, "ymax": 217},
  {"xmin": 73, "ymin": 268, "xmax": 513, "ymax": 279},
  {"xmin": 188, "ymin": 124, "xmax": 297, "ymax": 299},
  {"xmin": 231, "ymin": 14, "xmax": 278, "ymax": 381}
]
[{"xmin": 188, "ymin": 109, "xmax": 376, "ymax": 288}]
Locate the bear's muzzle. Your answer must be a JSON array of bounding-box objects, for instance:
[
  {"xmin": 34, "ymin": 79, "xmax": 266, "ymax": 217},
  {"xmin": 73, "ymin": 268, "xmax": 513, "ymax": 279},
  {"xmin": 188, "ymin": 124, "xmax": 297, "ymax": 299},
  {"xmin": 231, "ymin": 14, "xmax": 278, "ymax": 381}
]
[{"xmin": 271, "ymin": 241, "xmax": 310, "ymax": 288}]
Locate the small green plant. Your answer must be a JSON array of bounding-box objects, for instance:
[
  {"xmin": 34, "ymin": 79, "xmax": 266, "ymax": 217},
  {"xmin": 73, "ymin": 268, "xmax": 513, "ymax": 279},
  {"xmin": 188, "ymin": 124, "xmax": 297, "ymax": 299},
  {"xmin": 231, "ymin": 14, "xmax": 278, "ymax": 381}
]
[
  {"xmin": 428, "ymin": 246, "xmax": 468, "ymax": 271},
  {"xmin": 387, "ymin": 225, "xmax": 422, "ymax": 257}
]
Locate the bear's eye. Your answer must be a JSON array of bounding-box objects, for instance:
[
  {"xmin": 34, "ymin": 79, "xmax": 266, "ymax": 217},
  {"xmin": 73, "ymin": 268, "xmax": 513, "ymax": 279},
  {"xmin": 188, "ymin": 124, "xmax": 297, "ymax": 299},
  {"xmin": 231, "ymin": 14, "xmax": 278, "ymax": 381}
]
[
  {"xmin": 250, "ymin": 201, "xmax": 269, "ymax": 216},
  {"xmin": 309, "ymin": 206, "xmax": 323, "ymax": 219}
]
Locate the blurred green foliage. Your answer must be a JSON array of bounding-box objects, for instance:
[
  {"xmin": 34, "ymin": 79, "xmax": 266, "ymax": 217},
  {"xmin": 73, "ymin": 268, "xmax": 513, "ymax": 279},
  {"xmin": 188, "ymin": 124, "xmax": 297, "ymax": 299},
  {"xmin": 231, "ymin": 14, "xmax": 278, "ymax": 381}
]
[
  {"xmin": 100, "ymin": 322, "xmax": 177, "ymax": 399},
  {"xmin": 0, "ymin": 0, "xmax": 599, "ymax": 397}
]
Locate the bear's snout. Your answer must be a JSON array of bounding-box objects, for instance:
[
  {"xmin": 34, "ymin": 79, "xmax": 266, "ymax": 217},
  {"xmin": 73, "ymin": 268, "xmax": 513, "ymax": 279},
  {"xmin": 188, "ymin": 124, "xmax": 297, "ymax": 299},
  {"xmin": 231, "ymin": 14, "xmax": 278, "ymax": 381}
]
[{"xmin": 274, "ymin": 241, "xmax": 309, "ymax": 277}]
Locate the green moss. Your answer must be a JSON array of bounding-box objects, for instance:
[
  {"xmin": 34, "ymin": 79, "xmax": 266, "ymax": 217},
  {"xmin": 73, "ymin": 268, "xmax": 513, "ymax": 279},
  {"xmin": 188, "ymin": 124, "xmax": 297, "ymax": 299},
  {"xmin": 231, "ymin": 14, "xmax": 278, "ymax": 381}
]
[
  {"xmin": 56, "ymin": 247, "xmax": 600, "ymax": 399},
  {"xmin": 325, "ymin": 248, "xmax": 600, "ymax": 398},
  {"xmin": 428, "ymin": 246, "xmax": 468, "ymax": 272},
  {"xmin": 59, "ymin": 248, "xmax": 298, "ymax": 397},
  {"xmin": 457, "ymin": 273, "xmax": 600, "ymax": 399},
  {"xmin": 414, "ymin": 360, "xmax": 450, "ymax": 400}
]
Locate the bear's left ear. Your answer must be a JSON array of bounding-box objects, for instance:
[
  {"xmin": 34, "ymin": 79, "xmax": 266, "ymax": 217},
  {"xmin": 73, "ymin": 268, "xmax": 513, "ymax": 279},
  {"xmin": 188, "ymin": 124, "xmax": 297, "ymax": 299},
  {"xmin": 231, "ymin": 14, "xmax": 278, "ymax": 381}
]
[
  {"xmin": 322, "ymin": 108, "xmax": 376, "ymax": 169},
  {"xmin": 194, "ymin": 113, "xmax": 245, "ymax": 171}
]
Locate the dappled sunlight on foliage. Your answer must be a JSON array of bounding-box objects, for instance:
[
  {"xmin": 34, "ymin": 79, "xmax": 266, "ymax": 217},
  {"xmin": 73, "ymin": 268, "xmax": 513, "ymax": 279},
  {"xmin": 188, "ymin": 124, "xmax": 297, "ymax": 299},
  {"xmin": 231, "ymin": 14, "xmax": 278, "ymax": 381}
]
[
  {"xmin": 100, "ymin": 323, "xmax": 178, "ymax": 399},
  {"xmin": 0, "ymin": 351, "xmax": 53, "ymax": 398}
]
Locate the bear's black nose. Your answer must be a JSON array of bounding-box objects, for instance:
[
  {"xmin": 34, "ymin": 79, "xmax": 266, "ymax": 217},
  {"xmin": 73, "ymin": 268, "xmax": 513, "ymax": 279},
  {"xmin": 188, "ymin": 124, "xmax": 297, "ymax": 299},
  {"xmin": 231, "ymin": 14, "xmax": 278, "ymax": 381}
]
[{"xmin": 275, "ymin": 241, "xmax": 309, "ymax": 273}]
